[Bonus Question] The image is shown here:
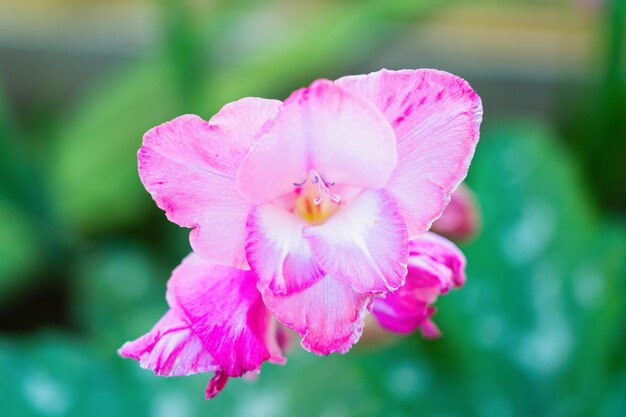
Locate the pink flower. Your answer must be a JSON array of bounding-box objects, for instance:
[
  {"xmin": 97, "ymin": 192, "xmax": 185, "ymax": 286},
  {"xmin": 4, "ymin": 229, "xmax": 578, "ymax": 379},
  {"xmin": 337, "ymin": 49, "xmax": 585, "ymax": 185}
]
[
  {"xmin": 118, "ymin": 254, "xmax": 286, "ymax": 399},
  {"xmin": 431, "ymin": 183, "xmax": 481, "ymax": 242},
  {"xmin": 119, "ymin": 231, "xmax": 468, "ymax": 398},
  {"xmin": 120, "ymin": 68, "xmax": 482, "ymax": 397},
  {"xmin": 372, "ymin": 232, "xmax": 466, "ymax": 338}
]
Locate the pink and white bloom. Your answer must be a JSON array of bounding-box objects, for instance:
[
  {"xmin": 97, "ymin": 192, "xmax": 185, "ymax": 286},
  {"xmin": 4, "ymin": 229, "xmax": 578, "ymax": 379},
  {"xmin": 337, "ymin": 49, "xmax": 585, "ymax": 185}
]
[
  {"xmin": 121, "ymin": 68, "xmax": 482, "ymax": 397},
  {"xmin": 120, "ymin": 231, "xmax": 467, "ymax": 397},
  {"xmin": 372, "ymin": 232, "xmax": 466, "ymax": 338}
]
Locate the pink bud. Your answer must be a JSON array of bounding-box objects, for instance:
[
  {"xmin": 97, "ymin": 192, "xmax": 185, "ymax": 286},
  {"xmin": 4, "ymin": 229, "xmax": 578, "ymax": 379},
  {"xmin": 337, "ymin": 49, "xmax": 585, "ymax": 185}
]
[{"xmin": 432, "ymin": 184, "xmax": 481, "ymax": 242}]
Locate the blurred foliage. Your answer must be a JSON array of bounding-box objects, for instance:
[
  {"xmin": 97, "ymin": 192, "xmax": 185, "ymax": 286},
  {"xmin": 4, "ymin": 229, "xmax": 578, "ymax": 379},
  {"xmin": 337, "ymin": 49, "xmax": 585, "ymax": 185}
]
[
  {"xmin": 1, "ymin": 0, "xmax": 625, "ymax": 416},
  {"xmin": 46, "ymin": 0, "xmax": 442, "ymax": 234},
  {"xmin": 0, "ymin": 86, "xmax": 43, "ymax": 298},
  {"xmin": 441, "ymin": 122, "xmax": 626, "ymax": 416},
  {"xmin": 0, "ymin": 197, "xmax": 41, "ymax": 298},
  {"xmin": 565, "ymin": 0, "xmax": 626, "ymax": 211}
]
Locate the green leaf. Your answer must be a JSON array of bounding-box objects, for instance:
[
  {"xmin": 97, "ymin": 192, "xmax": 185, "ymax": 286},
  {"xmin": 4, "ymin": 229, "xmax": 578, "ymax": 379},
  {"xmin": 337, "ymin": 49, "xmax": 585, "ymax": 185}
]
[
  {"xmin": 0, "ymin": 196, "xmax": 41, "ymax": 299},
  {"xmin": 47, "ymin": 63, "xmax": 182, "ymax": 233},
  {"xmin": 0, "ymin": 86, "xmax": 42, "ymax": 297}
]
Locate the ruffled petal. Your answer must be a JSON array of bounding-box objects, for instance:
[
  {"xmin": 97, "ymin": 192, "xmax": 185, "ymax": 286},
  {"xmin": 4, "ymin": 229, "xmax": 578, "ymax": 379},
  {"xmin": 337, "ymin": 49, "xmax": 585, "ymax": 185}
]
[
  {"xmin": 261, "ymin": 276, "xmax": 373, "ymax": 355},
  {"xmin": 408, "ymin": 231, "xmax": 466, "ymax": 288},
  {"xmin": 236, "ymin": 79, "xmax": 398, "ymax": 205},
  {"xmin": 303, "ymin": 189, "xmax": 408, "ymax": 294},
  {"xmin": 336, "ymin": 69, "xmax": 482, "ymax": 237},
  {"xmin": 119, "ymin": 253, "xmax": 284, "ymax": 398},
  {"xmin": 118, "ymin": 309, "xmax": 218, "ymax": 376},
  {"xmin": 372, "ymin": 232, "xmax": 466, "ymax": 336},
  {"xmin": 246, "ymin": 204, "xmax": 325, "ymax": 295},
  {"xmin": 138, "ymin": 98, "xmax": 281, "ymax": 268},
  {"xmin": 166, "ymin": 253, "xmax": 284, "ymax": 375}
]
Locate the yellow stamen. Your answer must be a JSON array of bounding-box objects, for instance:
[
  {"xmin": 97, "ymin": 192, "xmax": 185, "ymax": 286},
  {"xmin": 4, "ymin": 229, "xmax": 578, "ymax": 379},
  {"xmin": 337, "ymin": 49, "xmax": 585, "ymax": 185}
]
[{"xmin": 295, "ymin": 194, "xmax": 338, "ymax": 224}]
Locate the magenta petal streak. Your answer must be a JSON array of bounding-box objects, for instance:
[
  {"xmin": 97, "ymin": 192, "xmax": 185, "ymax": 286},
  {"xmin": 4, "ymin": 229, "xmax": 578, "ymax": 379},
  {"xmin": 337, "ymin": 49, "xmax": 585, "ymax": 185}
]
[
  {"xmin": 119, "ymin": 253, "xmax": 284, "ymax": 398},
  {"xmin": 337, "ymin": 69, "xmax": 483, "ymax": 237}
]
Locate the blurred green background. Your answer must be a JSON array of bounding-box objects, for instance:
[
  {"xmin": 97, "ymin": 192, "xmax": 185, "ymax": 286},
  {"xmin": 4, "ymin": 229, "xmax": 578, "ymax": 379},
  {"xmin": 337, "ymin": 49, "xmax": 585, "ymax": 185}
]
[{"xmin": 1, "ymin": 0, "xmax": 625, "ymax": 416}]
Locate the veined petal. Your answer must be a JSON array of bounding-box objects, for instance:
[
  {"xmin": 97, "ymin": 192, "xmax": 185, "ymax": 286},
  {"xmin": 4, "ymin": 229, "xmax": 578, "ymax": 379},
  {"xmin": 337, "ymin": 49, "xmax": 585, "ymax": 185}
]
[
  {"xmin": 119, "ymin": 253, "xmax": 285, "ymax": 398},
  {"xmin": 261, "ymin": 276, "xmax": 373, "ymax": 355},
  {"xmin": 120, "ymin": 314, "xmax": 233, "ymax": 400},
  {"xmin": 236, "ymin": 79, "xmax": 398, "ymax": 205},
  {"xmin": 138, "ymin": 98, "xmax": 281, "ymax": 268},
  {"xmin": 118, "ymin": 309, "xmax": 218, "ymax": 377},
  {"xmin": 246, "ymin": 204, "xmax": 325, "ymax": 295},
  {"xmin": 119, "ymin": 253, "xmax": 284, "ymax": 399},
  {"xmin": 303, "ymin": 189, "xmax": 408, "ymax": 294},
  {"xmin": 337, "ymin": 69, "xmax": 482, "ymax": 237},
  {"xmin": 372, "ymin": 232, "xmax": 466, "ymax": 336},
  {"xmin": 166, "ymin": 253, "xmax": 285, "ymax": 376}
]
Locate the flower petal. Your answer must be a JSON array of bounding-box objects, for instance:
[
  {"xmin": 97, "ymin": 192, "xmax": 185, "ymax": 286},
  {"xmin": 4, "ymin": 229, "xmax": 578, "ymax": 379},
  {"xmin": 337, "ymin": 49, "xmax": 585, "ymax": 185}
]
[
  {"xmin": 409, "ymin": 231, "xmax": 466, "ymax": 288},
  {"xmin": 236, "ymin": 79, "xmax": 398, "ymax": 205},
  {"xmin": 303, "ymin": 189, "xmax": 408, "ymax": 294},
  {"xmin": 120, "ymin": 253, "xmax": 285, "ymax": 398},
  {"xmin": 138, "ymin": 98, "xmax": 281, "ymax": 268},
  {"xmin": 166, "ymin": 253, "xmax": 284, "ymax": 376},
  {"xmin": 261, "ymin": 276, "xmax": 373, "ymax": 355},
  {"xmin": 118, "ymin": 309, "xmax": 218, "ymax": 376},
  {"xmin": 372, "ymin": 232, "xmax": 466, "ymax": 336},
  {"xmin": 246, "ymin": 204, "xmax": 325, "ymax": 295},
  {"xmin": 206, "ymin": 372, "xmax": 229, "ymax": 399},
  {"xmin": 336, "ymin": 69, "xmax": 482, "ymax": 237},
  {"xmin": 419, "ymin": 318, "xmax": 442, "ymax": 339}
]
